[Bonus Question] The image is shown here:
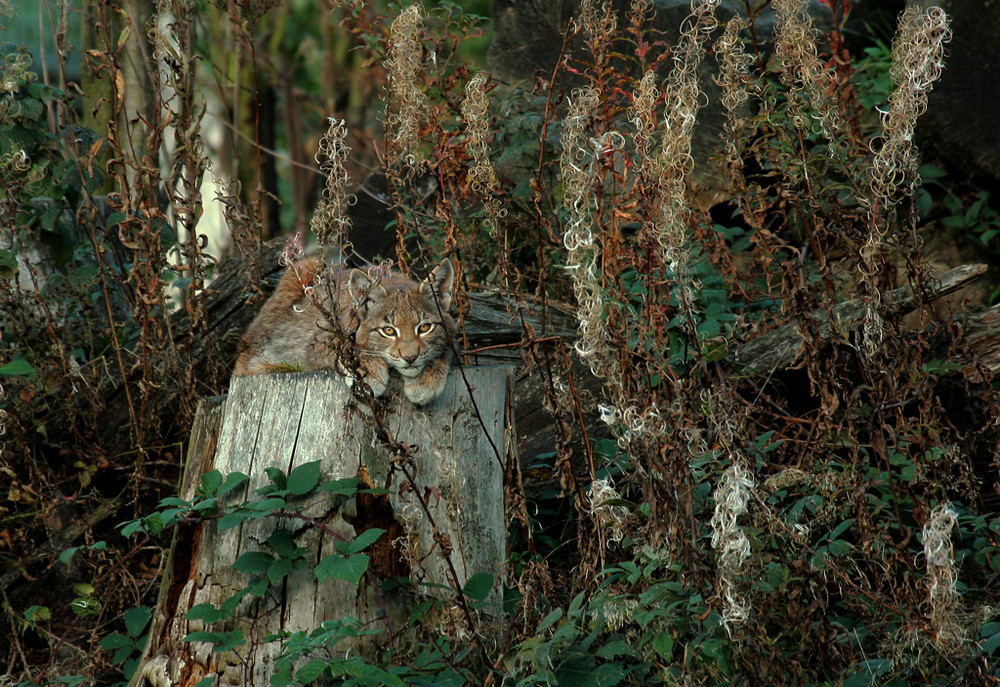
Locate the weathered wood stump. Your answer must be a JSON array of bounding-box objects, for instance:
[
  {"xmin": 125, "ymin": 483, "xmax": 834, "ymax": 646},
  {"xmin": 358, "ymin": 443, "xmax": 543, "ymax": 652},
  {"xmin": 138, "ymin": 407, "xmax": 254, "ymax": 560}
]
[{"xmin": 131, "ymin": 366, "xmax": 513, "ymax": 687}]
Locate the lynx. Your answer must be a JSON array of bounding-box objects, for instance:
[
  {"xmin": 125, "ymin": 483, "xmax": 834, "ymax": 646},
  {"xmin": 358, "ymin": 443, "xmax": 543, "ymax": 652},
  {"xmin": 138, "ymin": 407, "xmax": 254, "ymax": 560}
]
[{"xmin": 234, "ymin": 257, "xmax": 456, "ymax": 405}]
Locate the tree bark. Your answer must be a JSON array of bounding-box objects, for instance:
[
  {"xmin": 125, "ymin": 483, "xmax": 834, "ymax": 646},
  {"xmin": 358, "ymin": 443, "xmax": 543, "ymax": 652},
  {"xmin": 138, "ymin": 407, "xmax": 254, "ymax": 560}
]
[{"xmin": 131, "ymin": 367, "xmax": 513, "ymax": 687}]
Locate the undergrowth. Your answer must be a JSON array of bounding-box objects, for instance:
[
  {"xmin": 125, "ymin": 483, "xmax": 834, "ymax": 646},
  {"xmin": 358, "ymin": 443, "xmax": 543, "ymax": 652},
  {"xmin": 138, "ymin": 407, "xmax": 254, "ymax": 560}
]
[{"xmin": 1, "ymin": 0, "xmax": 999, "ymax": 685}]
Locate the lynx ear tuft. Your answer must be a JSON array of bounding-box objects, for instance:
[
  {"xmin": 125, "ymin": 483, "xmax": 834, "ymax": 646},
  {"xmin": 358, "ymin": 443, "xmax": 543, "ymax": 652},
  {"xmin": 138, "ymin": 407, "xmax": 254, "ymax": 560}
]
[{"xmin": 422, "ymin": 259, "xmax": 454, "ymax": 311}]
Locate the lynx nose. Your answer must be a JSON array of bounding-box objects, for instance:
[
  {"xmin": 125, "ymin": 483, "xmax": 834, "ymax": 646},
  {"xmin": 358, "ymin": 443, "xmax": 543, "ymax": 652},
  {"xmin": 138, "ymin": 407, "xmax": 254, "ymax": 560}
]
[{"xmin": 402, "ymin": 352, "xmax": 418, "ymax": 364}]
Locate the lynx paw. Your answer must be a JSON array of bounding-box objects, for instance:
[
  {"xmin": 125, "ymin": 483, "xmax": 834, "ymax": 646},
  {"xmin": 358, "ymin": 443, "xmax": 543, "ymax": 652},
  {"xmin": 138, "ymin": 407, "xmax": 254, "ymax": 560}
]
[
  {"xmin": 341, "ymin": 371, "xmax": 386, "ymax": 398},
  {"xmin": 366, "ymin": 375, "xmax": 387, "ymax": 398},
  {"xmin": 403, "ymin": 373, "xmax": 447, "ymax": 406}
]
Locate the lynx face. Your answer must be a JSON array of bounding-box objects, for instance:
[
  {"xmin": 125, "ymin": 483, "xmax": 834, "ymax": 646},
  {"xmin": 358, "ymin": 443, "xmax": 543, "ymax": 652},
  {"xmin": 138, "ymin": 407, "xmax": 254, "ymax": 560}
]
[
  {"xmin": 341, "ymin": 262, "xmax": 455, "ymax": 404},
  {"xmin": 358, "ymin": 297, "xmax": 450, "ymax": 378},
  {"xmin": 234, "ymin": 257, "xmax": 455, "ymax": 406}
]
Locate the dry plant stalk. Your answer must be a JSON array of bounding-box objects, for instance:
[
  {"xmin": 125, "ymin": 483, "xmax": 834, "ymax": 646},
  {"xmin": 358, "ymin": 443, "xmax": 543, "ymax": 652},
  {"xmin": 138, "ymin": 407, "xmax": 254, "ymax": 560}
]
[
  {"xmin": 714, "ymin": 16, "xmax": 753, "ymax": 174},
  {"xmin": 629, "ymin": 70, "xmax": 659, "ymax": 178},
  {"xmin": 384, "ymin": 4, "xmax": 428, "ymax": 169},
  {"xmin": 772, "ymin": 0, "xmax": 843, "ymax": 140},
  {"xmin": 460, "ymin": 72, "xmax": 511, "ymax": 288},
  {"xmin": 706, "ymin": 392, "xmax": 753, "ymax": 634},
  {"xmin": 579, "ymin": 0, "xmax": 617, "ymax": 64},
  {"xmin": 652, "ymin": 0, "xmax": 719, "ymax": 295},
  {"xmin": 1, "ymin": 48, "xmax": 31, "ymax": 93},
  {"xmin": 921, "ymin": 503, "xmax": 964, "ymax": 644},
  {"xmin": 559, "ymin": 85, "xmax": 611, "ymax": 379},
  {"xmin": 0, "ymin": 382, "xmax": 7, "ymax": 453},
  {"xmin": 562, "ymin": 3, "xmax": 727, "ymax": 528},
  {"xmin": 587, "ymin": 478, "xmax": 631, "ymax": 545},
  {"xmin": 588, "ymin": 0, "xmax": 722, "ymax": 453},
  {"xmin": 859, "ymin": 6, "xmax": 951, "ymax": 356},
  {"xmin": 310, "ymin": 117, "xmax": 355, "ymax": 250},
  {"xmin": 461, "ymin": 74, "xmax": 506, "ymax": 243}
]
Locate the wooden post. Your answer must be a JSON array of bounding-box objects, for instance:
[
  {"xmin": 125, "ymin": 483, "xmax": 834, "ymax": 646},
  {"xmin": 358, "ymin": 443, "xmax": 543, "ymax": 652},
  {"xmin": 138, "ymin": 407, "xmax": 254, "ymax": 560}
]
[{"xmin": 131, "ymin": 367, "xmax": 513, "ymax": 687}]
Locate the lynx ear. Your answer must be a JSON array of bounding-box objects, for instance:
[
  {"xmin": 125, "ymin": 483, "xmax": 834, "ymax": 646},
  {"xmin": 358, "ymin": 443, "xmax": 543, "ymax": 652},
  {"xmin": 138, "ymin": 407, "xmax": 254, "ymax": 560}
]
[
  {"xmin": 347, "ymin": 268, "xmax": 371, "ymax": 294},
  {"xmin": 421, "ymin": 259, "xmax": 454, "ymax": 311},
  {"xmin": 347, "ymin": 269, "xmax": 385, "ymax": 303}
]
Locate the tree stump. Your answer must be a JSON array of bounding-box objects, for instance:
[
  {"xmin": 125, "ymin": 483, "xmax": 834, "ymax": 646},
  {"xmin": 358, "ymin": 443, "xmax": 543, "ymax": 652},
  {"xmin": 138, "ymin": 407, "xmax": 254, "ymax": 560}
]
[{"xmin": 131, "ymin": 367, "xmax": 513, "ymax": 687}]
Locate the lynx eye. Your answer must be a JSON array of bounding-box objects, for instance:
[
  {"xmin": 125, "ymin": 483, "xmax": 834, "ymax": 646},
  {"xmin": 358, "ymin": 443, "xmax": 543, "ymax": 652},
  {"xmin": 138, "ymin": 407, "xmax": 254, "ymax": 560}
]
[
  {"xmin": 416, "ymin": 322, "xmax": 435, "ymax": 335},
  {"xmin": 379, "ymin": 326, "xmax": 398, "ymax": 338}
]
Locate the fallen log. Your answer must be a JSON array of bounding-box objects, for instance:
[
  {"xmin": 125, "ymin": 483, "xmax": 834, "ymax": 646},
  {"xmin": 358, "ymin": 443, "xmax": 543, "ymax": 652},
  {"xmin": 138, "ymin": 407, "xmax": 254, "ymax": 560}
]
[{"xmin": 730, "ymin": 264, "xmax": 989, "ymax": 375}]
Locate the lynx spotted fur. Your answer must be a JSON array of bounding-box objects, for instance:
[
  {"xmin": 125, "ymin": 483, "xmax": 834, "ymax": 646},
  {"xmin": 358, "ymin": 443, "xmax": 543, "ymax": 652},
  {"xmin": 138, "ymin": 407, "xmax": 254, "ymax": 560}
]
[{"xmin": 234, "ymin": 257, "xmax": 455, "ymax": 405}]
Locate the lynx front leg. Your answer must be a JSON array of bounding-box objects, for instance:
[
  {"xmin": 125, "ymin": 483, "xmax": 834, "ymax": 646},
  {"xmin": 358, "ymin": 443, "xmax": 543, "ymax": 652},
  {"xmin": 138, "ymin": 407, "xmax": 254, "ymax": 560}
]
[
  {"xmin": 337, "ymin": 353, "xmax": 389, "ymax": 398},
  {"xmin": 403, "ymin": 356, "xmax": 450, "ymax": 405},
  {"xmin": 355, "ymin": 355, "xmax": 389, "ymax": 398}
]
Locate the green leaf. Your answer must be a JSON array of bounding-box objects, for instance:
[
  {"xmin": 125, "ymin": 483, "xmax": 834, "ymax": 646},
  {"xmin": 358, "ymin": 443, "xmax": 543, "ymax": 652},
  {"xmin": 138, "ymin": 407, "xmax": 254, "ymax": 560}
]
[
  {"xmin": 0, "ymin": 249, "xmax": 16, "ymax": 272},
  {"xmin": 336, "ymin": 528, "xmax": 385, "ymax": 555},
  {"xmin": 595, "ymin": 639, "xmax": 631, "ymax": 659},
  {"xmin": 16, "ymin": 96, "xmax": 44, "ymax": 120},
  {"xmin": 219, "ymin": 472, "xmax": 250, "ymax": 495},
  {"xmin": 24, "ymin": 605, "xmax": 51, "ymax": 623},
  {"xmin": 247, "ymin": 497, "xmax": 286, "ymax": 512},
  {"xmin": 827, "ymin": 540, "xmax": 853, "ymax": 556},
  {"xmin": 827, "ymin": 518, "xmax": 854, "ymax": 540},
  {"xmin": 98, "ymin": 633, "xmax": 133, "ymax": 650},
  {"xmin": 124, "ymin": 606, "xmax": 151, "ymax": 637},
  {"xmin": 120, "ymin": 518, "xmax": 149, "ymax": 538},
  {"xmin": 700, "ymin": 638, "xmax": 725, "ymax": 659},
  {"xmin": 70, "ymin": 596, "xmax": 101, "ymax": 616},
  {"xmin": 267, "ymin": 557, "xmax": 293, "ymax": 583},
  {"xmin": 0, "ymin": 359, "xmax": 36, "ymax": 377},
  {"xmin": 295, "ymin": 659, "xmax": 329, "ymax": 683},
  {"xmin": 192, "ymin": 497, "xmax": 218, "ymax": 513},
  {"xmin": 106, "ymin": 211, "xmax": 127, "ymax": 227},
  {"xmin": 287, "ymin": 460, "xmax": 321, "ymax": 495},
  {"xmin": 183, "ymin": 630, "xmax": 245, "ymax": 652},
  {"xmin": 651, "ymin": 632, "xmax": 673, "ymax": 661},
  {"xmin": 982, "ymin": 630, "xmax": 1000, "ymax": 655},
  {"xmin": 462, "ymin": 573, "xmax": 494, "ymax": 601},
  {"xmin": 220, "ymin": 588, "xmax": 250, "ymax": 613},
  {"xmin": 536, "ymin": 608, "xmax": 563, "ymax": 633},
  {"xmin": 318, "ymin": 477, "xmax": 361, "ymax": 496},
  {"xmin": 193, "ymin": 677, "xmax": 216, "ymax": 687},
  {"xmin": 919, "ymin": 162, "xmax": 948, "ymax": 180},
  {"xmin": 217, "ymin": 510, "xmax": 250, "ymax": 531},
  {"xmin": 342, "ymin": 661, "xmax": 407, "ymax": 686},
  {"xmin": 315, "ymin": 553, "xmax": 369, "ymax": 586},
  {"xmin": 843, "ymin": 659, "xmax": 891, "ymax": 687},
  {"xmin": 186, "ymin": 603, "xmax": 230, "ymax": 623},
  {"xmin": 113, "ymin": 646, "xmax": 134, "ymax": 665},
  {"xmin": 264, "ymin": 467, "xmax": 287, "ymax": 491},
  {"xmin": 40, "ymin": 201, "xmax": 63, "ymax": 230},
  {"xmin": 246, "ymin": 576, "xmax": 270, "ymax": 596},
  {"xmin": 59, "ymin": 547, "xmax": 79, "ymax": 565},
  {"xmin": 200, "ymin": 470, "xmax": 223, "ymax": 494},
  {"xmin": 268, "ymin": 529, "xmax": 298, "ymax": 558},
  {"xmin": 233, "ymin": 551, "xmax": 275, "ymax": 574}
]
